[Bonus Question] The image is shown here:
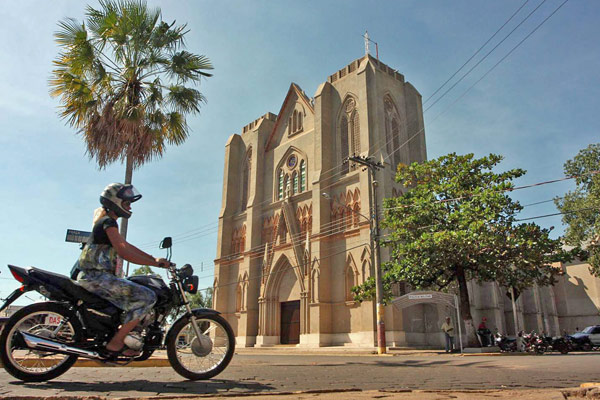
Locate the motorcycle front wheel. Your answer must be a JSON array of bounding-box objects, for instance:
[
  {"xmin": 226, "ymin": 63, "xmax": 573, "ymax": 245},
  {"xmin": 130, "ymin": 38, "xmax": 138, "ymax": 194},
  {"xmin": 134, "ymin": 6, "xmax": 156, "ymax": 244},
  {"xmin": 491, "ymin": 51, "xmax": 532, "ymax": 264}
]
[
  {"xmin": 0, "ymin": 302, "xmax": 82, "ymax": 382},
  {"xmin": 166, "ymin": 313, "xmax": 235, "ymax": 380}
]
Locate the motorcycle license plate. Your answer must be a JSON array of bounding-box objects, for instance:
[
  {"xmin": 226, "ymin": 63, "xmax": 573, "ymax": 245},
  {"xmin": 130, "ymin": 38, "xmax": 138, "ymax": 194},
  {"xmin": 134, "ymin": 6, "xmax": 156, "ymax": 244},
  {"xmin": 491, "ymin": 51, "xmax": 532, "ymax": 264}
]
[{"xmin": 45, "ymin": 315, "xmax": 62, "ymax": 326}]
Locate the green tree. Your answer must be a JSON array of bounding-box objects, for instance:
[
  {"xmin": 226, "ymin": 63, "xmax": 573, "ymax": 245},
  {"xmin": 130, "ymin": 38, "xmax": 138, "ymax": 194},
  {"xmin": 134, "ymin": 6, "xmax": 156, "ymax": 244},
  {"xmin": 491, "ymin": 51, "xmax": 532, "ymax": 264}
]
[
  {"xmin": 50, "ymin": 0, "xmax": 213, "ymax": 238},
  {"xmin": 170, "ymin": 288, "xmax": 213, "ymax": 321},
  {"xmin": 131, "ymin": 265, "xmax": 154, "ymax": 275},
  {"xmin": 354, "ymin": 153, "xmax": 571, "ymax": 347},
  {"xmin": 555, "ymin": 144, "xmax": 600, "ymax": 276}
]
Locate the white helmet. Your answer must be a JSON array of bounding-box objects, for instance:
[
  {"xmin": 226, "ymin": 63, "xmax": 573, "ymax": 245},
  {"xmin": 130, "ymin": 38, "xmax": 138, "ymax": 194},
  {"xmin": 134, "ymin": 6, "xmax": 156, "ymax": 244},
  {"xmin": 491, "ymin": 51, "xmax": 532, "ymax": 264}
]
[{"xmin": 99, "ymin": 183, "xmax": 142, "ymax": 219}]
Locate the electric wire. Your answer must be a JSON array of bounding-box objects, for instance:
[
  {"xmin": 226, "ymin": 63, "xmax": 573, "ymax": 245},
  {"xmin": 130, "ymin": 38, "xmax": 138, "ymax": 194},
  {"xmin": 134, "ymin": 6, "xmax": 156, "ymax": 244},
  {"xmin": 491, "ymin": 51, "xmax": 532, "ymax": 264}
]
[
  {"xmin": 383, "ymin": 169, "xmax": 596, "ymax": 212},
  {"xmin": 424, "ymin": 0, "xmax": 549, "ymax": 112},
  {"xmin": 423, "ymin": 0, "xmax": 531, "ymax": 105},
  {"xmin": 109, "ymin": 1, "xmax": 571, "ymax": 259},
  {"xmin": 196, "ymin": 201, "xmax": 595, "ymax": 295}
]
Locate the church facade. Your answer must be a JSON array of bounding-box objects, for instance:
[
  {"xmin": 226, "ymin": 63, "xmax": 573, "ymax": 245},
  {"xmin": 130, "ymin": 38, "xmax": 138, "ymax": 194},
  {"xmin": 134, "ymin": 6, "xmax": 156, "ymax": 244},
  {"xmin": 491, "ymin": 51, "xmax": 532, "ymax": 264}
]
[
  {"xmin": 214, "ymin": 55, "xmax": 600, "ymax": 348},
  {"xmin": 214, "ymin": 55, "xmax": 426, "ymax": 347}
]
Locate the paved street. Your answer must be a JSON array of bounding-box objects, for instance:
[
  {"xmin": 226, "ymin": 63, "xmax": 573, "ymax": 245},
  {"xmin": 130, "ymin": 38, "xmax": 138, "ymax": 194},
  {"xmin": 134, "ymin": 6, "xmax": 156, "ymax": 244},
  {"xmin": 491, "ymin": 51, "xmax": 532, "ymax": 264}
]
[{"xmin": 0, "ymin": 352, "xmax": 599, "ymax": 398}]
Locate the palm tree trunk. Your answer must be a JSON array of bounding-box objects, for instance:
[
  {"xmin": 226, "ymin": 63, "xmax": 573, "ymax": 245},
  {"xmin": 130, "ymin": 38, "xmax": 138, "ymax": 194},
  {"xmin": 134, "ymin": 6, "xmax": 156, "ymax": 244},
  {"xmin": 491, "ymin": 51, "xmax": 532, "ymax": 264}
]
[
  {"xmin": 117, "ymin": 155, "xmax": 134, "ymax": 278},
  {"xmin": 119, "ymin": 154, "xmax": 134, "ymax": 240}
]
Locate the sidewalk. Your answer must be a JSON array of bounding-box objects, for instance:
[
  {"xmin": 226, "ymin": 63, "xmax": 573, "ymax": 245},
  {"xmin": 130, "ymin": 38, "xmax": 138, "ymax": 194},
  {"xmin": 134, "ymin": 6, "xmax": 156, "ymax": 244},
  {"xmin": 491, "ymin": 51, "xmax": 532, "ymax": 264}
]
[{"xmin": 68, "ymin": 348, "xmax": 479, "ymax": 367}]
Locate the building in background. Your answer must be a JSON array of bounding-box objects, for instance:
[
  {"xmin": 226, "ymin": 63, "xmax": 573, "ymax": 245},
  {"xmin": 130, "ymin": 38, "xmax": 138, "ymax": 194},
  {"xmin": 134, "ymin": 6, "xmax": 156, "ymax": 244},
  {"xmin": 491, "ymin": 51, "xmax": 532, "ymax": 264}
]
[
  {"xmin": 214, "ymin": 55, "xmax": 426, "ymax": 347},
  {"xmin": 214, "ymin": 55, "xmax": 600, "ymax": 348}
]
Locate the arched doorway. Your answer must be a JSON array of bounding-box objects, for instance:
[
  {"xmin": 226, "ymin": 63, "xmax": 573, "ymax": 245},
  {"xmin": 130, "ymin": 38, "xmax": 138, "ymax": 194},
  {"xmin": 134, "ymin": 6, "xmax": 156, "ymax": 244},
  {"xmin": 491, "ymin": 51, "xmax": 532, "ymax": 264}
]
[{"xmin": 258, "ymin": 253, "xmax": 303, "ymax": 345}]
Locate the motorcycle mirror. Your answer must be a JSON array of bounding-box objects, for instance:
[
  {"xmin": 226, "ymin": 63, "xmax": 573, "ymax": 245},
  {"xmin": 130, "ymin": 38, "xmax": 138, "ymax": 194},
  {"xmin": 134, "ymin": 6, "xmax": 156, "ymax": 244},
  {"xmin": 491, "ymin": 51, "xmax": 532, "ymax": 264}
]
[{"xmin": 160, "ymin": 237, "xmax": 172, "ymax": 249}]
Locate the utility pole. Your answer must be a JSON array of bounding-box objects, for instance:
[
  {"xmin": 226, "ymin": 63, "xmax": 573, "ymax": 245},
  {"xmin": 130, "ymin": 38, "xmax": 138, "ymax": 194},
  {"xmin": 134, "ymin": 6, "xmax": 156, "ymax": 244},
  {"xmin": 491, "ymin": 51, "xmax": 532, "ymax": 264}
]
[{"xmin": 347, "ymin": 155, "xmax": 386, "ymax": 354}]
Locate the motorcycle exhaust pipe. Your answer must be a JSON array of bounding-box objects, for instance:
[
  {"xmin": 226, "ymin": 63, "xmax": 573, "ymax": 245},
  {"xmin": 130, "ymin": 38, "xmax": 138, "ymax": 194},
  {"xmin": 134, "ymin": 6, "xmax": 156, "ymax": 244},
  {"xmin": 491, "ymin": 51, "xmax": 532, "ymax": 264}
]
[{"xmin": 19, "ymin": 331, "xmax": 101, "ymax": 360}]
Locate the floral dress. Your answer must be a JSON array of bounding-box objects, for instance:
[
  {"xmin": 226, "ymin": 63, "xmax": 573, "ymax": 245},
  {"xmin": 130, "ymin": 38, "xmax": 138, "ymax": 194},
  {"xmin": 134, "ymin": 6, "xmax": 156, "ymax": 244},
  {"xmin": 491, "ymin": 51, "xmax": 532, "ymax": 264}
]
[{"xmin": 77, "ymin": 216, "xmax": 156, "ymax": 324}]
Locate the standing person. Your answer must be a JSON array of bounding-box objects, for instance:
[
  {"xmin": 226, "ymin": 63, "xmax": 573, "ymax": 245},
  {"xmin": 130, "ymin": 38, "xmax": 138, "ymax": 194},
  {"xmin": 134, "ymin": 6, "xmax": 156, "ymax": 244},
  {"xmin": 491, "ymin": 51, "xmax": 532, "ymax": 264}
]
[
  {"xmin": 477, "ymin": 317, "xmax": 491, "ymax": 346},
  {"xmin": 441, "ymin": 317, "xmax": 455, "ymax": 353},
  {"xmin": 76, "ymin": 183, "xmax": 170, "ymax": 357}
]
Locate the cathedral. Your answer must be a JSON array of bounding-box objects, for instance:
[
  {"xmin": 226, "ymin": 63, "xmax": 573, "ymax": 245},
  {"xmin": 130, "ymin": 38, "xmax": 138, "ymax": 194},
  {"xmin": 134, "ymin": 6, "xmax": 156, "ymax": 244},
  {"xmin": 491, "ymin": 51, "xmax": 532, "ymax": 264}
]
[
  {"xmin": 213, "ymin": 54, "xmax": 425, "ymax": 347},
  {"xmin": 213, "ymin": 55, "xmax": 600, "ymax": 348}
]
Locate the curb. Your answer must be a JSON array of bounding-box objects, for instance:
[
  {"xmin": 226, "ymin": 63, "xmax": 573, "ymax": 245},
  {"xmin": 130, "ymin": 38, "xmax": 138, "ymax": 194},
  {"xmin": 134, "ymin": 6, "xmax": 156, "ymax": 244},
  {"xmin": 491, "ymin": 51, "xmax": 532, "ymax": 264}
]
[{"xmin": 581, "ymin": 383, "xmax": 600, "ymax": 388}]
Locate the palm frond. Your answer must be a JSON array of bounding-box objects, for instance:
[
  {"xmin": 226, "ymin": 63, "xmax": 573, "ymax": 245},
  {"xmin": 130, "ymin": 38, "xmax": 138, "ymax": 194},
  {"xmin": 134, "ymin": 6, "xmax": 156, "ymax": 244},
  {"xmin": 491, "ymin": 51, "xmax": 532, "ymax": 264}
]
[
  {"xmin": 167, "ymin": 85, "xmax": 204, "ymax": 114},
  {"xmin": 165, "ymin": 112, "xmax": 189, "ymax": 145},
  {"xmin": 167, "ymin": 51, "xmax": 213, "ymax": 83}
]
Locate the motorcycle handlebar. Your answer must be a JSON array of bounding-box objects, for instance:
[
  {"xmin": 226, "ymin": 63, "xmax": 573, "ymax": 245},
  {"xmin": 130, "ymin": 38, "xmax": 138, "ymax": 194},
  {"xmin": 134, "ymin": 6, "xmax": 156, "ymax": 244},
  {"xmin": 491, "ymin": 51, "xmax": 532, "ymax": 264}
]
[{"xmin": 159, "ymin": 261, "xmax": 176, "ymax": 269}]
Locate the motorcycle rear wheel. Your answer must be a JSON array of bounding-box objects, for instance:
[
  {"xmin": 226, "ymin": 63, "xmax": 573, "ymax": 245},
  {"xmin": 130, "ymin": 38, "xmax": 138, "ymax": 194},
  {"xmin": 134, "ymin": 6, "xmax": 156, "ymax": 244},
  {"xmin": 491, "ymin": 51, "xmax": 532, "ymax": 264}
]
[
  {"xmin": 166, "ymin": 313, "xmax": 235, "ymax": 380},
  {"xmin": 0, "ymin": 302, "xmax": 82, "ymax": 382}
]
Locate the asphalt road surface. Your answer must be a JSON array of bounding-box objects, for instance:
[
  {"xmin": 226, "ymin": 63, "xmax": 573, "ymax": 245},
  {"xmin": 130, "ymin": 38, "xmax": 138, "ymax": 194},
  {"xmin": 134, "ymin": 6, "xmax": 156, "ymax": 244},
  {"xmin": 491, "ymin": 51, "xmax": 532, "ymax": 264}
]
[{"xmin": 0, "ymin": 353, "xmax": 599, "ymax": 398}]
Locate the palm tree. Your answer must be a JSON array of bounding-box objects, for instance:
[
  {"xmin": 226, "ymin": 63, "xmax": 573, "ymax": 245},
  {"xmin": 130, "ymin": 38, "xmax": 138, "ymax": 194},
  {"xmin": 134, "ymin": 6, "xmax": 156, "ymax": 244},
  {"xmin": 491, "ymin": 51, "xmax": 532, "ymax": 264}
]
[{"xmin": 50, "ymin": 0, "xmax": 213, "ymax": 239}]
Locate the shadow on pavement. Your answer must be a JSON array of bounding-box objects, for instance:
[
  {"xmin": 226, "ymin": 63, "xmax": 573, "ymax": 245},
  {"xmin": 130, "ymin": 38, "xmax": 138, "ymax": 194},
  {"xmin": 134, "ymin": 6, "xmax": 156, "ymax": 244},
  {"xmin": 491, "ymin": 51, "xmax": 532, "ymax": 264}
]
[
  {"xmin": 16, "ymin": 379, "xmax": 273, "ymax": 395},
  {"xmin": 267, "ymin": 359, "xmax": 489, "ymax": 368}
]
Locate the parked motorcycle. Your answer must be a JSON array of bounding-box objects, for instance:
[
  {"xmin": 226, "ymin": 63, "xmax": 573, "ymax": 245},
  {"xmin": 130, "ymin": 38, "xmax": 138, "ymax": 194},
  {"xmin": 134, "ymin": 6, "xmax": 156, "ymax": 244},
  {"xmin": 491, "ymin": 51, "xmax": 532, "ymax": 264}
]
[
  {"xmin": 0, "ymin": 237, "xmax": 235, "ymax": 382},
  {"xmin": 524, "ymin": 331, "xmax": 546, "ymax": 354},
  {"xmin": 494, "ymin": 331, "xmax": 517, "ymax": 352},
  {"xmin": 545, "ymin": 335, "xmax": 572, "ymax": 354},
  {"xmin": 567, "ymin": 334, "xmax": 594, "ymax": 352}
]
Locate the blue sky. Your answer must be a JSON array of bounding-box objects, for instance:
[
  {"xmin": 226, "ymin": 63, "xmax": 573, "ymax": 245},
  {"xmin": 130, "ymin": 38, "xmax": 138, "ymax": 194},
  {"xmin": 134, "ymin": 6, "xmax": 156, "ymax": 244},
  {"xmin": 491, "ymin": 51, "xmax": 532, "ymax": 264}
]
[{"xmin": 1, "ymin": 0, "xmax": 598, "ymax": 303}]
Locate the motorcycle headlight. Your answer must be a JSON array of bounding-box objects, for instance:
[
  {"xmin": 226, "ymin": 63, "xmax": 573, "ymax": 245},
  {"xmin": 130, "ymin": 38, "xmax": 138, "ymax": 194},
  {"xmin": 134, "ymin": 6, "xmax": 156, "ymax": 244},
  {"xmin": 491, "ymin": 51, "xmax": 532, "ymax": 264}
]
[
  {"xmin": 178, "ymin": 264, "xmax": 194, "ymax": 278},
  {"xmin": 183, "ymin": 275, "xmax": 199, "ymax": 294}
]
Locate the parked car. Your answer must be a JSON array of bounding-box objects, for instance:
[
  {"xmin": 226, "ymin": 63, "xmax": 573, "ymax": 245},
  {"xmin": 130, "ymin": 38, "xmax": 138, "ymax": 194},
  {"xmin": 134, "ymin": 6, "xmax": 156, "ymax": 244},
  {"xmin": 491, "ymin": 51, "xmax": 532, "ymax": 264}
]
[{"xmin": 569, "ymin": 325, "xmax": 600, "ymax": 351}]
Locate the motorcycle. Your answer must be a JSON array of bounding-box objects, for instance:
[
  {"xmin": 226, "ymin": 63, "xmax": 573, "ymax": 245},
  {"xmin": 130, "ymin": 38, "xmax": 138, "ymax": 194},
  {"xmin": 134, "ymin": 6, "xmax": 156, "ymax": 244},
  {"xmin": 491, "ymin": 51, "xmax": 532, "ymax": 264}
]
[
  {"xmin": 544, "ymin": 335, "xmax": 572, "ymax": 354},
  {"xmin": 0, "ymin": 237, "xmax": 235, "ymax": 382},
  {"xmin": 522, "ymin": 331, "xmax": 545, "ymax": 354},
  {"xmin": 567, "ymin": 334, "xmax": 594, "ymax": 352},
  {"xmin": 494, "ymin": 331, "xmax": 517, "ymax": 352}
]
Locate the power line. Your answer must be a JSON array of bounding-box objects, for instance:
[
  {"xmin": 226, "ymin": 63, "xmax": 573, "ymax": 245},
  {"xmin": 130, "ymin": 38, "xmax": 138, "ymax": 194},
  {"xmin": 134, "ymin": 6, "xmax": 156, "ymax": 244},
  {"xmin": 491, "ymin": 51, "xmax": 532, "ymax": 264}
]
[
  {"xmin": 515, "ymin": 206, "xmax": 600, "ymax": 222},
  {"xmin": 131, "ymin": 0, "xmax": 571, "ymax": 253},
  {"xmin": 424, "ymin": 0, "xmax": 550, "ymax": 112},
  {"xmin": 383, "ymin": 170, "xmax": 598, "ymax": 212},
  {"xmin": 198, "ymin": 240, "xmax": 371, "ymax": 294},
  {"xmin": 194, "ymin": 202, "xmax": 594, "ymax": 295},
  {"xmin": 423, "ymin": 0, "xmax": 532, "ymax": 105}
]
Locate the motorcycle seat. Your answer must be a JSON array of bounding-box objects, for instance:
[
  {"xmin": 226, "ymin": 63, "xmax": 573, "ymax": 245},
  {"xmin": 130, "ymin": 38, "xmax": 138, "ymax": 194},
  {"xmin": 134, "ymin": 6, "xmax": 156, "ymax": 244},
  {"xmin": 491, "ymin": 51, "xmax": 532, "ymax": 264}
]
[{"xmin": 27, "ymin": 266, "xmax": 121, "ymax": 312}]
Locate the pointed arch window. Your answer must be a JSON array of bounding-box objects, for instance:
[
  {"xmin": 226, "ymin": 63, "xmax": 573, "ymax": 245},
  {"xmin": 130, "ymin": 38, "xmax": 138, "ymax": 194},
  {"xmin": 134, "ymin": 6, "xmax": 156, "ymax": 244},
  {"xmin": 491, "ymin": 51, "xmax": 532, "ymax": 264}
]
[
  {"xmin": 300, "ymin": 160, "xmax": 306, "ymax": 191},
  {"xmin": 350, "ymin": 111, "xmax": 360, "ymax": 156},
  {"xmin": 289, "ymin": 109, "xmax": 304, "ymax": 136},
  {"xmin": 292, "ymin": 111, "xmax": 297, "ymax": 132},
  {"xmin": 391, "ymin": 117, "xmax": 400, "ymax": 166},
  {"xmin": 340, "ymin": 115, "xmax": 349, "ymax": 174},
  {"xmin": 384, "ymin": 96, "xmax": 402, "ymax": 168},
  {"xmin": 345, "ymin": 264, "xmax": 357, "ymax": 302},
  {"xmin": 292, "ymin": 171, "xmax": 298, "ymax": 194},
  {"xmin": 278, "ymin": 169, "xmax": 284, "ymax": 200},
  {"xmin": 241, "ymin": 149, "xmax": 251, "ymax": 211},
  {"xmin": 340, "ymin": 97, "xmax": 359, "ymax": 175},
  {"xmin": 275, "ymin": 154, "xmax": 307, "ymax": 201}
]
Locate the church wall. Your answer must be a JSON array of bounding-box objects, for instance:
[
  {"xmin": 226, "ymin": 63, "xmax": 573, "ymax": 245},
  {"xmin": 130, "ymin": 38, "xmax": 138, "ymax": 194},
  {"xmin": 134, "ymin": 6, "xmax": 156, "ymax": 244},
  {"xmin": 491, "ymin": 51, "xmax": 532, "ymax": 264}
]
[{"xmin": 552, "ymin": 261, "xmax": 600, "ymax": 332}]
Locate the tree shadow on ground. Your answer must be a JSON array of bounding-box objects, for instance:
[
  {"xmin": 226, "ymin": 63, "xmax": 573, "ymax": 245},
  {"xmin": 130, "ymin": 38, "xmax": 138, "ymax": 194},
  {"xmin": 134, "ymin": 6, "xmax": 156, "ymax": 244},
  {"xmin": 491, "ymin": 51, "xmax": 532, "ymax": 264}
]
[
  {"xmin": 17, "ymin": 379, "xmax": 273, "ymax": 396},
  {"xmin": 268, "ymin": 359, "xmax": 489, "ymax": 368}
]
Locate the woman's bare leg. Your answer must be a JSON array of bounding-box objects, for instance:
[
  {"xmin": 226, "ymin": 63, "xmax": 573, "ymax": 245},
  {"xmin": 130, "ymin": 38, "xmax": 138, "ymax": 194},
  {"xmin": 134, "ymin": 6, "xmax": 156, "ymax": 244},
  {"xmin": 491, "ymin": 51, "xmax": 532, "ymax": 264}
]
[{"xmin": 106, "ymin": 319, "xmax": 140, "ymax": 355}]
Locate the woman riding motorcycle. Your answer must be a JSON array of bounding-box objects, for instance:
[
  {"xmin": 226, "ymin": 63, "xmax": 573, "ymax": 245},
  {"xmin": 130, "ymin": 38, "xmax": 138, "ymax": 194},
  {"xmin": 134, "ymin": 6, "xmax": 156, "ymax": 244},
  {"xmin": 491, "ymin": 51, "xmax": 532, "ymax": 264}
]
[{"xmin": 76, "ymin": 183, "xmax": 169, "ymax": 356}]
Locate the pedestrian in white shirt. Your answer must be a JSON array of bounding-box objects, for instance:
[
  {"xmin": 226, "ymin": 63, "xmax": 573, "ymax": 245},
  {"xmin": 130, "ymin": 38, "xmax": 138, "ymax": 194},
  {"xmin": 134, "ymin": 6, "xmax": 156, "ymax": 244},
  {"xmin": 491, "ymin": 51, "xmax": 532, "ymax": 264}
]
[{"xmin": 441, "ymin": 317, "xmax": 455, "ymax": 353}]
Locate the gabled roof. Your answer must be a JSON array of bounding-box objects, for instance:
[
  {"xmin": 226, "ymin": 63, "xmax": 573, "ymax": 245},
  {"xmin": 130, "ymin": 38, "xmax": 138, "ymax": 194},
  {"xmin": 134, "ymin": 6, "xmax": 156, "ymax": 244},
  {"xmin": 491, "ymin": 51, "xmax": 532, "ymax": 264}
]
[{"xmin": 265, "ymin": 83, "xmax": 314, "ymax": 151}]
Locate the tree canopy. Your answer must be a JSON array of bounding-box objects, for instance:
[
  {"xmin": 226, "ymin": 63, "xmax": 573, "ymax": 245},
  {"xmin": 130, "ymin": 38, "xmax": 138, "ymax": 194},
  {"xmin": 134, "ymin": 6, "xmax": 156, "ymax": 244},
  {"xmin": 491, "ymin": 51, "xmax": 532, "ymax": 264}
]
[
  {"xmin": 50, "ymin": 0, "xmax": 213, "ymax": 170},
  {"xmin": 131, "ymin": 265, "xmax": 154, "ymax": 276},
  {"xmin": 354, "ymin": 153, "xmax": 571, "ymax": 346},
  {"xmin": 555, "ymin": 143, "xmax": 600, "ymax": 276}
]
